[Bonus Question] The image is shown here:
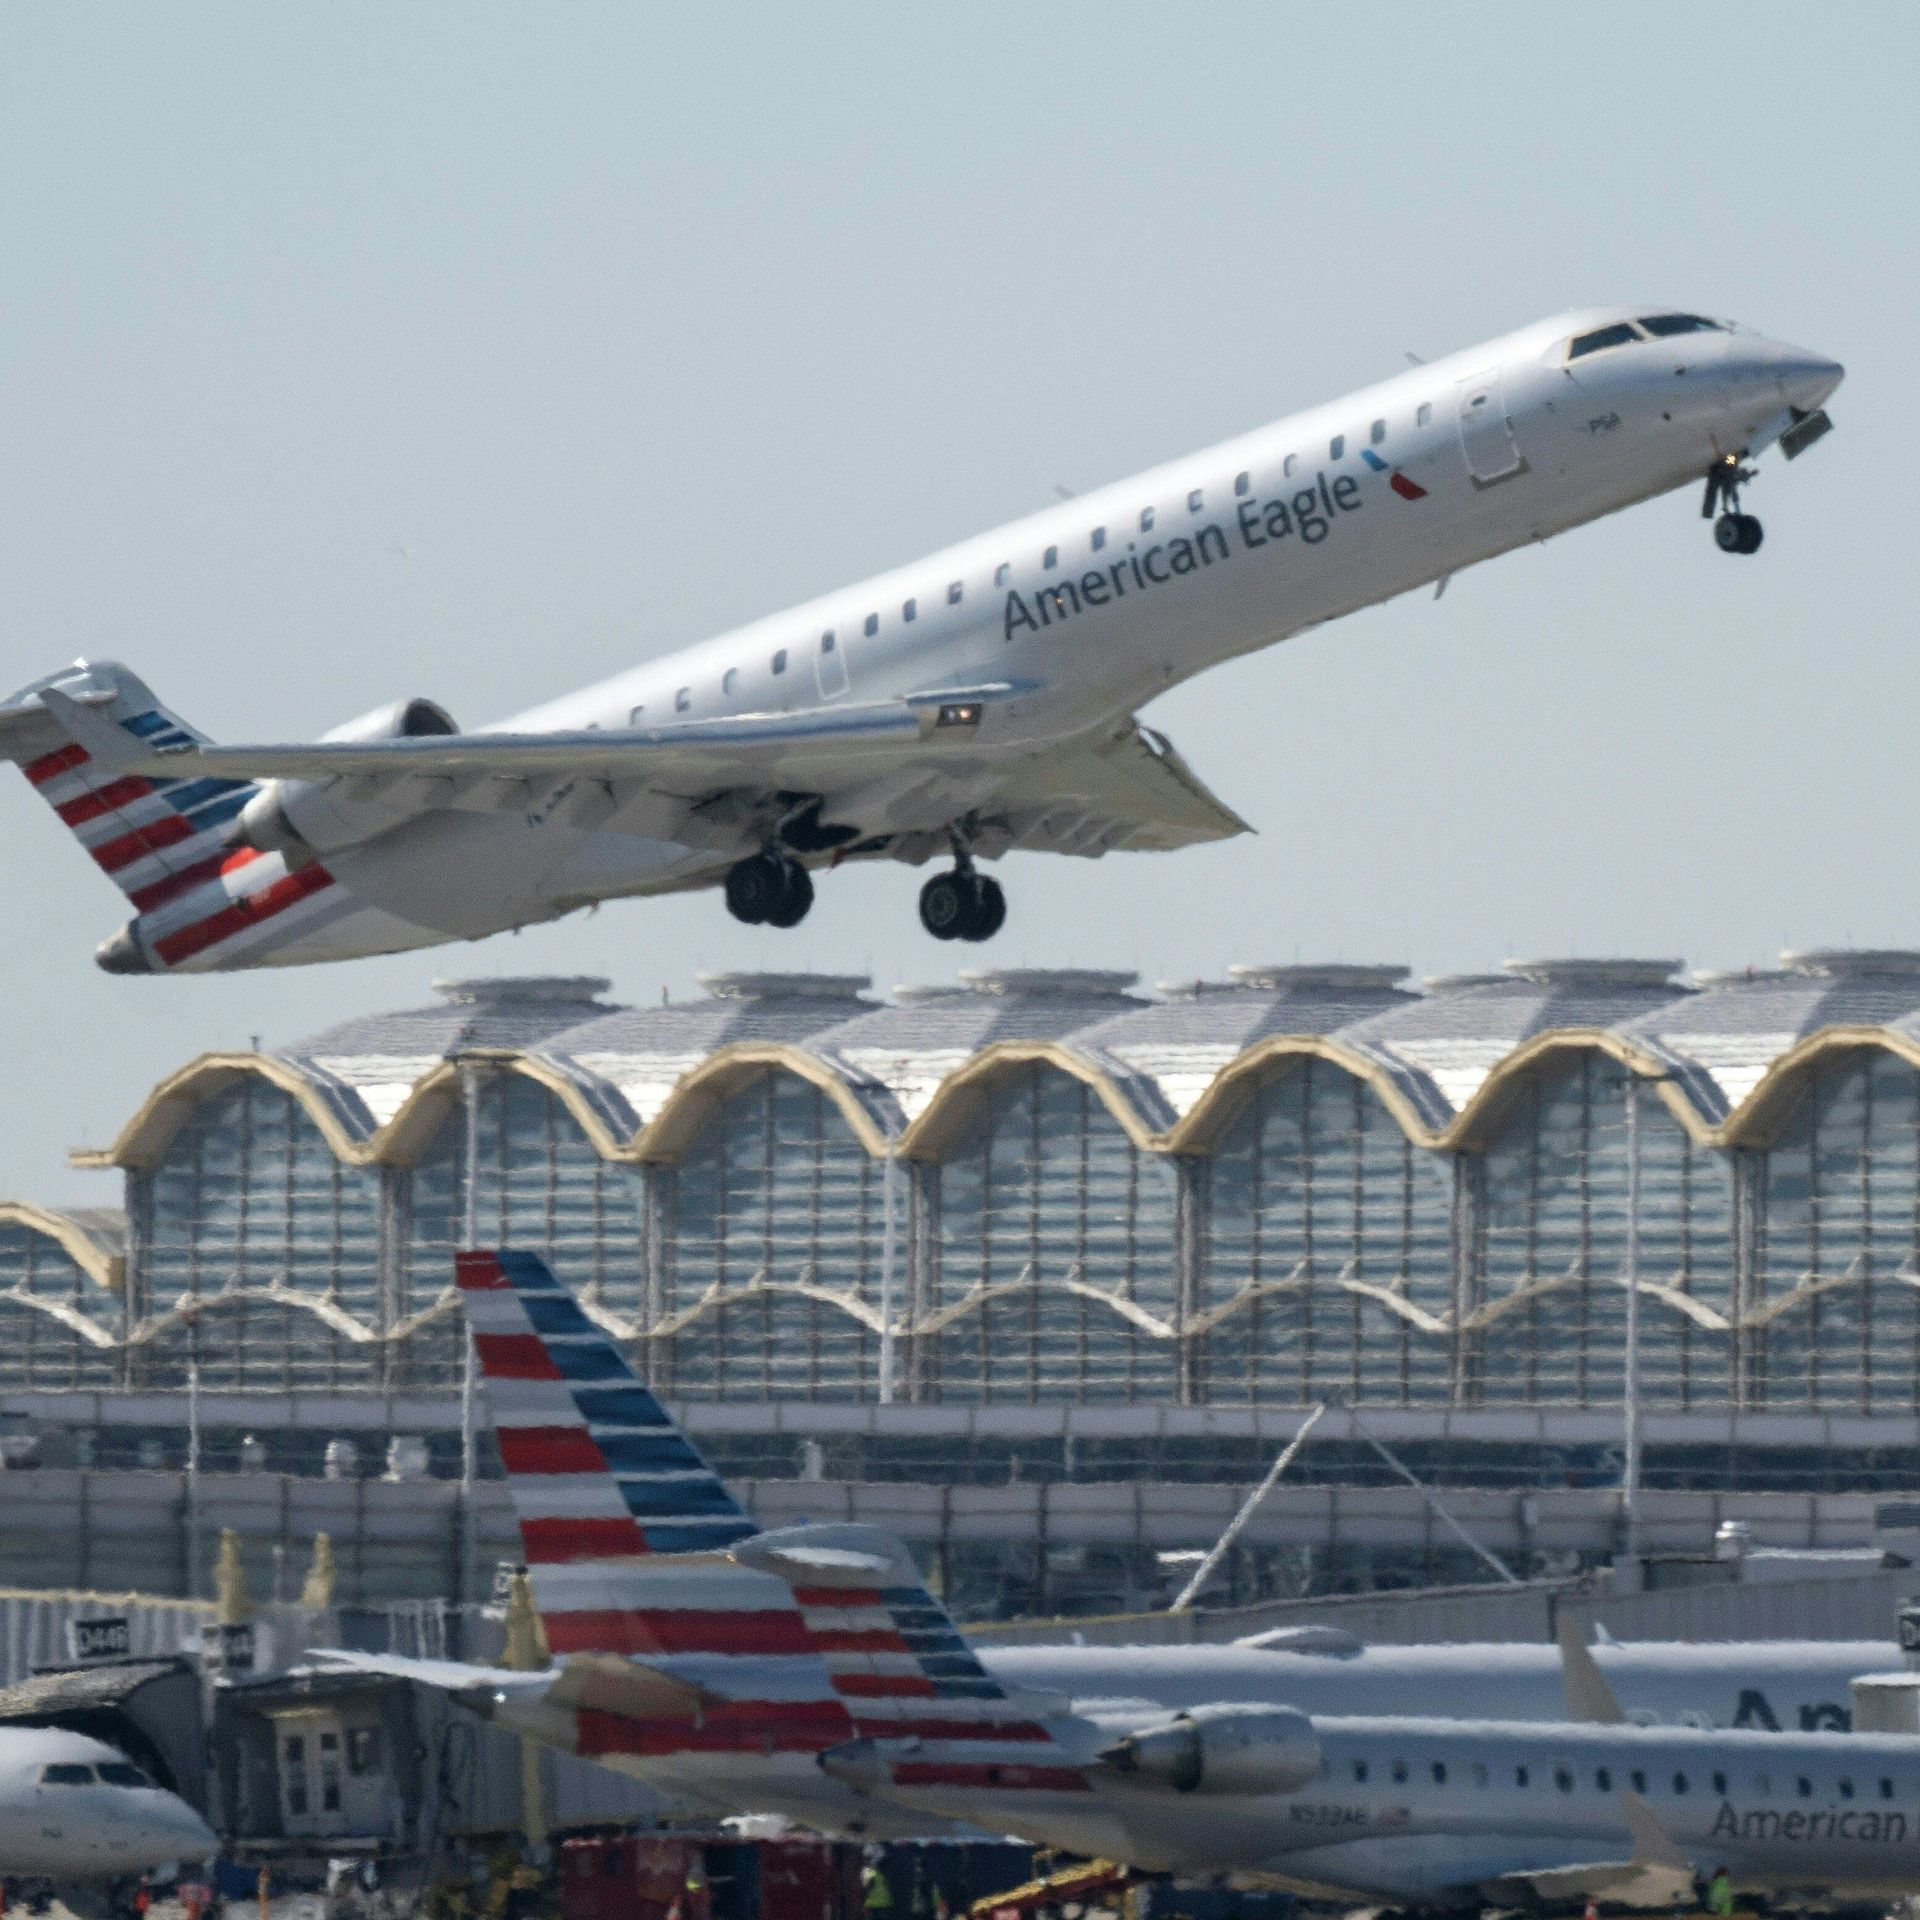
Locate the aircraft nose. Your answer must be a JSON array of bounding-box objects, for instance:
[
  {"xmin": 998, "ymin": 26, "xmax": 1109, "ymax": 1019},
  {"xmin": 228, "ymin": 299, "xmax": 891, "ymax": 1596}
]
[
  {"xmin": 1743, "ymin": 335, "xmax": 1844, "ymax": 412},
  {"xmin": 1776, "ymin": 347, "xmax": 1844, "ymax": 412}
]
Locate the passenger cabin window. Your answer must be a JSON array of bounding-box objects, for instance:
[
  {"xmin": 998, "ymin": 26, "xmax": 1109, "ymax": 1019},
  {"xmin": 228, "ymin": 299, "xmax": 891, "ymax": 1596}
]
[
  {"xmin": 903, "ymin": 598, "xmax": 917, "ymax": 622},
  {"xmin": 1514, "ymin": 1766, "xmax": 1529, "ymax": 1788},
  {"xmin": 1639, "ymin": 312, "xmax": 1725, "ymax": 336},
  {"xmin": 1839, "ymin": 1778, "xmax": 1855, "ymax": 1800},
  {"xmin": 1431, "ymin": 1762, "xmax": 1446, "ymax": 1785},
  {"xmin": 1713, "ymin": 1772, "xmax": 1728, "ymax": 1795},
  {"xmin": 1632, "ymin": 1771, "xmax": 1647, "ymax": 1793},
  {"xmin": 1568, "ymin": 321, "xmax": 1643, "ymax": 360},
  {"xmin": 771, "ymin": 649, "xmax": 787, "ymax": 675},
  {"xmin": 1234, "ymin": 471, "xmax": 1250, "ymax": 496},
  {"xmin": 1673, "ymin": 1773, "xmax": 1689, "ymax": 1795},
  {"xmin": 1091, "ymin": 526, "xmax": 1106, "ymax": 550},
  {"xmin": 674, "ymin": 687, "xmax": 690, "ymax": 712},
  {"xmin": 1416, "ymin": 402, "xmax": 1432, "ymax": 427},
  {"xmin": 1139, "ymin": 506, "xmax": 1155, "ymax": 532},
  {"xmin": 1352, "ymin": 1760, "xmax": 1368, "ymax": 1783},
  {"xmin": 628, "ymin": 705, "xmax": 645, "ymax": 725},
  {"xmin": 1554, "ymin": 1768, "xmax": 1573, "ymax": 1792},
  {"xmin": 1187, "ymin": 488, "xmax": 1203, "ymax": 512},
  {"xmin": 1798, "ymin": 1777, "xmax": 1814, "ymax": 1799},
  {"xmin": 1329, "ymin": 434, "xmax": 1345, "ymax": 459},
  {"xmin": 1043, "ymin": 545, "xmax": 1057, "ymax": 570},
  {"xmin": 820, "ymin": 631, "xmax": 836, "ymax": 655},
  {"xmin": 864, "ymin": 613, "xmax": 878, "ymax": 638},
  {"xmin": 1882, "ymin": 1778, "xmax": 1896, "ymax": 1800},
  {"xmin": 947, "ymin": 580, "xmax": 963, "ymax": 604},
  {"xmin": 994, "ymin": 563, "xmax": 1009, "ymax": 587},
  {"xmin": 1370, "ymin": 419, "xmax": 1386, "ymax": 445},
  {"xmin": 1596, "ymin": 1768, "xmax": 1612, "ymax": 1791},
  {"xmin": 721, "ymin": 668, "xmax": 738, "ymax": 694},
  {"xmin": 1390, "ymin": 1760, "xmax": 1407, "ymax": 1784}
]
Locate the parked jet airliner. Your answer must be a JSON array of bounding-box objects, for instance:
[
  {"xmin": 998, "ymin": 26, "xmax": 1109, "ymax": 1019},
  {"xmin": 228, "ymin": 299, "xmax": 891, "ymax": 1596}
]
[
  {"xmin": 323, "ymin": 1248, "xmax": 1898, "ymax": 1883},
  {"xmin": 0, "ymin": 308, "xmax": 1840, "ymax": 973},
  {"xmin": 0, "ymin": 1725, "xmax": 217, "ymax": 1881}
]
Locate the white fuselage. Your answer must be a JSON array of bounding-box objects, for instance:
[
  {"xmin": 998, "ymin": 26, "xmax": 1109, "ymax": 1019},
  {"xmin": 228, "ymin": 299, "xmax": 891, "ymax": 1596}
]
[
  {"xmin": 0, "ymin": 1726, "xmax": 217, "ymax": 1880},
  {"xmin": 110, "ymin": 303, "xmax": 1837, "ymax": 968},
  {"xmin": 884, "ymin": 1714, "xmax": 1920, "ymax": 1905}
]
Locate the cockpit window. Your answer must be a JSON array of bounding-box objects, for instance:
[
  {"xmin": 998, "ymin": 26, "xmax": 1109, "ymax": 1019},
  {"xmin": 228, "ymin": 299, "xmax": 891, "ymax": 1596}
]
[
  {"xmin": 41, "ymin": 1763, "xmax": 96, "ymax": 1784},
  {"xmin": 1568, "ymin": 322, "xmax": 1643, "ymax": 360},
  {"xmin": 1638, "ymin": 313, "xmax": 1725, "ymax": 337},
  {"xmin": 98, "ymin": 1762, "xmax": 153, "ymax": 1788}
]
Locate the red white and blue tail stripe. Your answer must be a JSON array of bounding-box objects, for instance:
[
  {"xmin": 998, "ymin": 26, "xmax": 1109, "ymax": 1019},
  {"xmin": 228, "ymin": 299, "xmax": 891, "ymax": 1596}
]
[
  {"xmin": 456, "ymin": 1248, "xmax": 1086, "ymax": 1793},
  {"xmin": 455, "ymin": 1248, "xmax": 853, "ymax": 1761},
  {"xmin": 0, "ymin": 660, "xmax": 346, "ymax": 970}
]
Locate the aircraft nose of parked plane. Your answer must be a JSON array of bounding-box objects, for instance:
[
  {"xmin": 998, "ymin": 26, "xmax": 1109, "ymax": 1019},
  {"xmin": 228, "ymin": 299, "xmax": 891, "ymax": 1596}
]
[{"xmin": 110, "ymin": 1789, "xmax": 218, "ymax": 1869}]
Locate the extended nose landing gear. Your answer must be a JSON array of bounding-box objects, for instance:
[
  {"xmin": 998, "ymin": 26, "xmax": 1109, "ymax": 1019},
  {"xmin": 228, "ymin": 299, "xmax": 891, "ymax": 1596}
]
[
  {"xmin": 724, "ymin": 850, "xmax": 814, "ymax": 928},
  {"xmin": 1703, "ymin": 453, "xmax": 1763, "ymax": 554}
]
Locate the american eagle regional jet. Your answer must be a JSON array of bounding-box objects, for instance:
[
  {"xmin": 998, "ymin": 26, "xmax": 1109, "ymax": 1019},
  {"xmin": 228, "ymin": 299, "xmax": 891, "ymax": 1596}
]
[
  {"xmin": 1, "ymin": 308, "xmax": 1840, "ymax": 974},
  {"xmin": 324, "ymin": 1249, "xmax": 1919, "ymax": 1912}
]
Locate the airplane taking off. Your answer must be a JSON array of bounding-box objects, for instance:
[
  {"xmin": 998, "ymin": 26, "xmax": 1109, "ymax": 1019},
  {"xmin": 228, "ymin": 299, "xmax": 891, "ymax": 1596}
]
[
  {"xmin": 0, "ymin": 1725, "xmax": 217, "ymax": 1881},
  {"xmin": 0, "ymin": 308, "xmax": 1839, "ymax": 974}
]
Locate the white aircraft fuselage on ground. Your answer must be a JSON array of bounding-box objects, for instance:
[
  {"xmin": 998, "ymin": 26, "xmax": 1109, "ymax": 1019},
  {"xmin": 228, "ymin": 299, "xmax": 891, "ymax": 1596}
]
[
  {"xmin": 0, "ymin": 1725, "xmax": 217, "ymax": 1880},
  {"xmin": 0, "ymin": 307, "xmax": 1840, "ymax": 972}
]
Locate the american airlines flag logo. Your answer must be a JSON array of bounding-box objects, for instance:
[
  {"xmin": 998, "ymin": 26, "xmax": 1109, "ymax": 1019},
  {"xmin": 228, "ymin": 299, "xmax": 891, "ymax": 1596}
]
[
  {"xmin": 456, "ymin": 1248, "xmax": 1090, "ymax": 1790},
  {"xmin": 22, "ymin": 699, "xmax": 339, "ymax": 967}
]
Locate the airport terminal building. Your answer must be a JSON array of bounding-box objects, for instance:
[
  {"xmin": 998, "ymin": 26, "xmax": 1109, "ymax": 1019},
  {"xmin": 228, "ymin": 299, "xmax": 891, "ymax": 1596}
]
[{"xmin": 8, "ymin": 953, "xmax": 1920, "ymax": 1615}]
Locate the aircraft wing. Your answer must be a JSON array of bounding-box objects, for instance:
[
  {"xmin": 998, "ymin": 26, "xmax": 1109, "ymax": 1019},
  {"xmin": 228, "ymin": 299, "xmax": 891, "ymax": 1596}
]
[
  {"xmin": 38, "ymin": 685, "xmax": 1249, "ymax": 861},
  {"xmin": 312, "ymin": 1647, "xmax": 716, "ymax": 1716}
]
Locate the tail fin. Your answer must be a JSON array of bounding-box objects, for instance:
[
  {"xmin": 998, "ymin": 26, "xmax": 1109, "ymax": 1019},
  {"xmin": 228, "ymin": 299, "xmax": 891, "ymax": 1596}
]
[
  {"xmin": 452, "ymin": 1248, "xmax": 1082, "ymax": 1793},
  {"xmin": 0, "ymin": 659, "xmax": 258, "ymax": 912}
]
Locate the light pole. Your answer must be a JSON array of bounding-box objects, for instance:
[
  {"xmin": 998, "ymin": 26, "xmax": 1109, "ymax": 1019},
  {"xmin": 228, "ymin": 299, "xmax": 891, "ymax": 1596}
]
[{"xmin": 1622, "ymin": 1070, "xmax": 1642, "ymax": 1570}]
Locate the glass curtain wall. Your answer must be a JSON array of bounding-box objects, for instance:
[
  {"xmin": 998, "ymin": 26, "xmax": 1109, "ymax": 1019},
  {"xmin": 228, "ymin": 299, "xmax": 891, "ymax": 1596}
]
[
  {"xmin": 1193, "ymin": 1059, "xmax": 1454, "ymax": 1405},
  {"xmin": 653, "ymin": 1068, "xmax": 882, "ymax": 1398},
  {"xmin": 0, "ymin": 1220, "xmax": 119, "ymax": 1388},
  {"xmin": 923, "ymin": 1064, "xmax": 1178, "ymax": 1401},
  {"xmin": 134, "ymin": 1078, "xmax": 380, "ymax": 1388},
  {"xmin": 1753, "ymin": 1049, "xmax": 1920, "ymax": 1410}
]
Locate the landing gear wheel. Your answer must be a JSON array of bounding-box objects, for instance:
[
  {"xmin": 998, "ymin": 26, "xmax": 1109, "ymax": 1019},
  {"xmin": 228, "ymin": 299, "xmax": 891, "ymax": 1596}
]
[
  {"xmin": 1714, "ymin": 512, "xmax": 1763, "ymax": 555},
  {"xmin": 965, "ymin": 874, "xmax": 1006, "ymax": 942},
  {"xmin": 725, "ymin": 852, "xmax": 790, "ymax": 926},
  {"xmin": 765, "ymin": 860, "xmax": 814, "ymax": 928},
  {"xmin": 918, "ymin": 870, "xmax": 1007, "ymax": 942},
  {"xmin": 919, "ymin": 870, "xmax": 974, "ymax": 941},
  {"xmin": 1735, "ymin": 513, "xmax": 1763, "ymax": 554}
]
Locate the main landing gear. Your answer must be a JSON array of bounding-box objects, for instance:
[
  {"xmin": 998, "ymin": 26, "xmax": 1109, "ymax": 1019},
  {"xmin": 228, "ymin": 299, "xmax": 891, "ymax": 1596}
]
[
  {"xmin": 919, "ymin": 861, "xmax": 1006, "ymax": 943},
  {"xmin": 1703, "ymin": 453, "xmax": 1763, "ymax": 554},
  {"xmin": 724, "ymin": 851, "xmax": 814, "ymax": 928}
]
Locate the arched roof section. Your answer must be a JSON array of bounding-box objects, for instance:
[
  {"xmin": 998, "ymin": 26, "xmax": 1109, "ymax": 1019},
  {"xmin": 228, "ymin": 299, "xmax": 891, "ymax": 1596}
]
[
  {"xmin": 630, "ymin": 1045, "xmax": 894, "ymax": 1162},
  {"xmin": 71, "ymin": 1053, "xmax": 379, "ymax": 1171},
  {"xmin": 897, "ymin": 1040, "xmax": 1164, "ymax": 1159},
  {"xmin": 1167, "ymin": 1035, "xmax": 1454, "ymax": 1154},
  {"xmin": 1715, "ymin": 1027, "xmax": 1920, "ymax": 1148},
  {"xmin": 0, "ymin": 1201, "xmax": 125, "ymax": 1293}
]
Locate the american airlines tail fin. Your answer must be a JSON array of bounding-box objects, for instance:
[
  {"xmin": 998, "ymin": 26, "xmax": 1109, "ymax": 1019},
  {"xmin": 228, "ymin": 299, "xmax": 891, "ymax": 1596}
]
[
  {"xmin": 453, "ymin": 1249, "xmax": 1077, "ymax": 1788},
  {"xmin": 0, "ymin": 660, "xmax": 258, "ymax": 913}
]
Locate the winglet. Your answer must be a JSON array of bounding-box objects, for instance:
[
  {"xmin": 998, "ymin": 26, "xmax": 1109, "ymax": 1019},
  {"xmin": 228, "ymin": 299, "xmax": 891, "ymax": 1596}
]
[{"xmin": 1555, "ymin": 1606, "xmax": 1627, "ymax": 1724}]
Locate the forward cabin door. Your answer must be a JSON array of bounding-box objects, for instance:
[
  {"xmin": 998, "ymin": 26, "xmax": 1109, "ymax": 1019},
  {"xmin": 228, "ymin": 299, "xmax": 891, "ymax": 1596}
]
[{"xmin": 1456, "ymin": 377, "xmax": 1524, "ymax": 485}]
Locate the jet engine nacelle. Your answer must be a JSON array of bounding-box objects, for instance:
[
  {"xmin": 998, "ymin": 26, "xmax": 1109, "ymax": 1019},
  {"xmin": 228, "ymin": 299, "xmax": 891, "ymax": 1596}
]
[
  {"xmin": 1101, "ymin": 1703, "xmax": 1320, "ymax": 1796},
  {"xmin": 233, "ymin": 696, "xmax": 459, "ymax": 860}
]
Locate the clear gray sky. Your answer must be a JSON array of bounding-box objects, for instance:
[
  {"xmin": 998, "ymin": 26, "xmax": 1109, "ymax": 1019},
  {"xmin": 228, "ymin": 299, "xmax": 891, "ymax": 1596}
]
[{"xmin": 1, "ymin": 5, "xmax": 1913, "ymax": 1204}]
